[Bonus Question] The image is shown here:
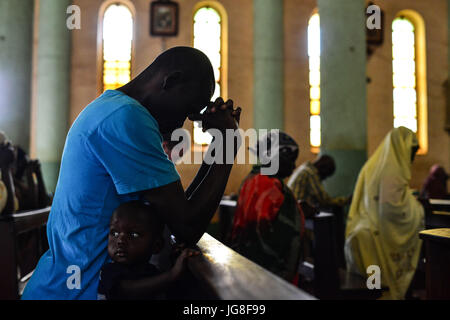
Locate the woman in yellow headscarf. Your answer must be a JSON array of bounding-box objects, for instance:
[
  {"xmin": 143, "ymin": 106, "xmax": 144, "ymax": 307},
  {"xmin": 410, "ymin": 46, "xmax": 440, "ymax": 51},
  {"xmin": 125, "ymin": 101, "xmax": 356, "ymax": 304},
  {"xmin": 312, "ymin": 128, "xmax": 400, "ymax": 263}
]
[{"xmin": 344, "ymin": 127, "xmax": 424, "ymax": 300}]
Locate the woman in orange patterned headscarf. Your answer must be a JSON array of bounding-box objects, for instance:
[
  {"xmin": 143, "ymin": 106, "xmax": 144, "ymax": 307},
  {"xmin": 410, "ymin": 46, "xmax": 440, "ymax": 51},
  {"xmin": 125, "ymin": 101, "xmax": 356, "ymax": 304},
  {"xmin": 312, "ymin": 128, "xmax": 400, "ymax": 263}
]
[{"xmin": 230, "ymin": 131, "xmax": 304, "ymax": 283}]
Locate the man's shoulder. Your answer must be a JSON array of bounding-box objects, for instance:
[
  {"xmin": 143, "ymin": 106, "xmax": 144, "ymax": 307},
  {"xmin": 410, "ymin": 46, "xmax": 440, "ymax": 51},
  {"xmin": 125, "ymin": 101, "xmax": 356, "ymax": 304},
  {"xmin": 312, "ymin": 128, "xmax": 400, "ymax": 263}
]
[
  {"xmin": 71, "ymin": 90, "xmax": 156, "ymax": 136},
  {"xmin": 294, "ymin": 162, "xmax": 314, "ymax": 178}
]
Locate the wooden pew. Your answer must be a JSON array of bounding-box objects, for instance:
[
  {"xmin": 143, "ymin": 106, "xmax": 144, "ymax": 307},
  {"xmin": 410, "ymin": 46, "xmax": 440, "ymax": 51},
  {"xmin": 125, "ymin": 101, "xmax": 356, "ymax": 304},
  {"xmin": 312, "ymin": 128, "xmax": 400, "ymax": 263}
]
[
  {"xmin": 217, "ymin": 197, "xmax": 383, "ymax": 299},
  {"xmin": 419, "ymin": 228, "xmax": 450, "ymax": 299},
  {"xmin": 299, "ymin": 212, "xmax": 387, "ymax": 299},
  {"xmin": 423, "ymin": 199, "xmax": 450, "ymax": 229},
  {"xmin": 184, "ymin": 233, "xmax": 316, "ymax": 300},
  {"xmin": 0, "ymin": 204, "xmax": 314, "ymax": 300},
  {"xmin": 0, "ymin": 207, "xmax": 51, "ymax": 300},
  {"xmin": 218, "ymin": 198, "xmax": 237, "ymax": 245}
]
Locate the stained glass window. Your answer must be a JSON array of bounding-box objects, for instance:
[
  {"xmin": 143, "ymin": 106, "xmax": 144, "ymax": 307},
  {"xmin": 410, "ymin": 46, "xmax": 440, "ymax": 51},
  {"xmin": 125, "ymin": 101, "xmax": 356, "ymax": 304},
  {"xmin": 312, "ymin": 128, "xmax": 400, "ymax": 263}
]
[
  {"xmin": 308, "ymin": 13, "xmax": 321, "ymax": 151},
  {"xmin": 392, "ymin": 17, "xmax": 417, "ymax": 132},
  {"xmin": 102, "ymin": 4, "xmax": 133, "ymax": 92},
  {"xmin": 193, "ymin": 7, "xmax": 222, "ymax": 145}
]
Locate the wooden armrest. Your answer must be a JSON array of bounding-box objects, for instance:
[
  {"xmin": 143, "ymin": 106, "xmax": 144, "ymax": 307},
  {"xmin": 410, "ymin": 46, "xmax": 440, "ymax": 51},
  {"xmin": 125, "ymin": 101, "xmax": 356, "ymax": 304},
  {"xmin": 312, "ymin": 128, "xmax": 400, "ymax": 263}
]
[{"xmin": 188, "ymin": 233, "xmax": 316, "ymax": 300}]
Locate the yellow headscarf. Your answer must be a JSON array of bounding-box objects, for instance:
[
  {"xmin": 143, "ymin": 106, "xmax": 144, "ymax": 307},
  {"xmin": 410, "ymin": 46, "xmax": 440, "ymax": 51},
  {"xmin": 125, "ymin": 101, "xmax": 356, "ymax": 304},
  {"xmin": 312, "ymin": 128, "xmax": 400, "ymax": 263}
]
[{"xmin": 345, "ymin": 126, "xmax": 424, "ymax": 300}]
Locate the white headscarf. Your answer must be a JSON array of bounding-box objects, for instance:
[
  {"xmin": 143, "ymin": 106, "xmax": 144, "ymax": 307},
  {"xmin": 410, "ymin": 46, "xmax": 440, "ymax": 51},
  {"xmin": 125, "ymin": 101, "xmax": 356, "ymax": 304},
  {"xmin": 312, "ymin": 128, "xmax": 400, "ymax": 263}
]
[
  {"xmin": 0, "ymin": 131, "xmax": 10, "ymax": 145},
  {"xmin": 345, "ymin": 126, "xmax": 424, "ymax": 300}
]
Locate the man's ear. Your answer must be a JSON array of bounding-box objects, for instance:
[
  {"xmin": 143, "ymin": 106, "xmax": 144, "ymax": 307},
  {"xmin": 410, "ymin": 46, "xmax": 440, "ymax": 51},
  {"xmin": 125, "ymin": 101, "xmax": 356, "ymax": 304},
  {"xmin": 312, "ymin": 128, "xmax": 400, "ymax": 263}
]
[
  {"xmin": 151, "ymin": 236, "xmax": 164, "ymax": 254},
  {"xmin": 162, "ymin": 71, "xmax": 183, "ymax": 90}
]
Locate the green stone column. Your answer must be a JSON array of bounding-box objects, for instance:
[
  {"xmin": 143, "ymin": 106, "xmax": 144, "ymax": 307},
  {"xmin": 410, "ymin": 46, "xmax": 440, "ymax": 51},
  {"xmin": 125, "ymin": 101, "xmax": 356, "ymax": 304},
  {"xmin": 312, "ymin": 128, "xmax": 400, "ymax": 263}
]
[
  {"xmin": 317, "ymin": 0, "xmax": 367, "ymax": 198},
  {"xmin": 35, "ymin": 0, "xmax": 71, "ymax": 192},
  {"xmin": 253, "ymin": 0, "xmax": 284, "ymax": 130},
  {"xmin": 0, "ymin": 0, "xmax": 34, "ymax": 151}
]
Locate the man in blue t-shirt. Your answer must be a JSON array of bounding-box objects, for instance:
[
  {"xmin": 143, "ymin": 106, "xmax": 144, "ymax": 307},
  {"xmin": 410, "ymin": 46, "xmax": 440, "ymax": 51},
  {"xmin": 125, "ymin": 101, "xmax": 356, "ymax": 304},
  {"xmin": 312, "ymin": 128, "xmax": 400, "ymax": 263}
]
[{"xmin": 22, "ymin": 47, "xmax": 241, "ymax": 300}]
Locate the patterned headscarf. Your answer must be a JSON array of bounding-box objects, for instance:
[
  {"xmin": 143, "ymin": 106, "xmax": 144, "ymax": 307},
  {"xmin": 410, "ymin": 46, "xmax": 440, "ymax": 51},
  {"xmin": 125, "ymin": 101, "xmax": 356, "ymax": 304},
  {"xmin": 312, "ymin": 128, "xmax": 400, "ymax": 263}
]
[
  {"xmin": 249, "ymin": 131, "xmax": 299, "ymax": 163},
  {"xmin": 0, "ymin": 131, "xmax": 10, "ymax": 146}
]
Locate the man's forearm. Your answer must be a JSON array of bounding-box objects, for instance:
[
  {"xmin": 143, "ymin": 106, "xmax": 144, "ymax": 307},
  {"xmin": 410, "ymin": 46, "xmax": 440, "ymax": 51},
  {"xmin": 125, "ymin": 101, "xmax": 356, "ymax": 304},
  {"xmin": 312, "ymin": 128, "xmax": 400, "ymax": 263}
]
[
  {"xmin": 181, "ymin": 134, "xmax": 239, "ymax": 244},
  {"xmin": 187, "ymin": 163, "xmax": 234, "ymax": 244},
  {"xmin": 185, "ymin": 161, "xmax": 212, "ymax": 200}
]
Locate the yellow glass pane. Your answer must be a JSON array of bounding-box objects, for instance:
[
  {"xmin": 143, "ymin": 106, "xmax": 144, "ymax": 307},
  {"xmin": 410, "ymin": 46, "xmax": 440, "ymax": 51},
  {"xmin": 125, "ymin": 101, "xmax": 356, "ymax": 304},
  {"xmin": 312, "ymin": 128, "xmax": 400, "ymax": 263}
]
[
  {"xmin": 394, "ymin": 117, "xmax": 417, "ymax": 132},
  {"xmin": 310, "ymin": 86, "xmax": 320, "ymax": 100},
  {"xmin": 392, "ymin": 18, "xmax": 415, "ymax": 33},
  {"xmin": 193, "ymin": 122, "xmax": 213, "ymax": 145},
  {"xmin": 194, "ymin": 7, "xmax": 221, "ymax": 24},
  {"xmin": 212, "ymin": 67, "xmax": 220, "ymax": 82},
  {"xmin": 103, "ymin": 4, "xmax": 133, "ymax": 61},
  {"xmin": 393, "ymin": 72, "xmax": 416, "ymax": 88},
  {"xmin": 309, "ymin": 13, "xmax": 321, "ymax": 148},
  {"xmin": 308, "ymin": 13, "xmax": 320, "ymax": 57},
  {"xmin": 392, "ymin": 17, "xmax": 418, "ymax": 135},
  {"xmin": 393, "ymin": 45, "xmax": 415, "ymax": 60},
  {"xmin": 393, "ymin": 87, "xmax": 416, "ymax": 103},
  {"xmin": 310, "ymin": 115, "xmax": 321, "ymax": 130},
  {"xmin": 310, "ymin": 118, "xmax": 321, "ymax": 148},
  {"xmin": 213, "ymin": 83, "xmax": 220, "ymax": 101},
  {"xmin": 392, "ymin": 31, "xmax": 414, "ymax": 48},
  {"xmin": 309, "ymin": 56, "xmax": 320, "ymax": 71},
  {"xmin": 309, "ymin": 70, "xmax": 320, "ymax": 87},
  {"xmin": 193, "ymin": 6, "xmax": 222, "ymax": 145},
  {"xmin": 393, "ymin": 59, "xmax": 415, "ymax": 76},
  {"xmin": 394, "ymin": 102, "xmax": 417, "ymax": 119},
  {"xmin": 310, "ymin": 100, "xmax": 320, "ymax": 115},
  {"xmin": 118, "ymin": 73, "xmax": 130, "ymax": 84},
  {"xmin": 102, "ymin": 4, "xmax": 132, "ymax": 92}
]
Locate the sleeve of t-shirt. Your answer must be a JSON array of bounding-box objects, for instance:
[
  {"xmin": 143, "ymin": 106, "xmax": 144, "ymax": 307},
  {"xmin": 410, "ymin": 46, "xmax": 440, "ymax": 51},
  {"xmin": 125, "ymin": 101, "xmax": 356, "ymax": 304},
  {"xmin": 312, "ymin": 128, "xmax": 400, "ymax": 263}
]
[{"xmin": 87, "ymin": 104, "xmax": 180, "ymax": 195}]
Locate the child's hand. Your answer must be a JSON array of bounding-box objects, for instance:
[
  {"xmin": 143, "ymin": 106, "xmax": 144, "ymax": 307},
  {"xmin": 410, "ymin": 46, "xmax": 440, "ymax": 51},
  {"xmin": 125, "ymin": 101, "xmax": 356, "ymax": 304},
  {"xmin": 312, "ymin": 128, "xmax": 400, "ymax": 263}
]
[{"xmin": 170, "ymin": 248, "xmax": 200, "ymax": 281}]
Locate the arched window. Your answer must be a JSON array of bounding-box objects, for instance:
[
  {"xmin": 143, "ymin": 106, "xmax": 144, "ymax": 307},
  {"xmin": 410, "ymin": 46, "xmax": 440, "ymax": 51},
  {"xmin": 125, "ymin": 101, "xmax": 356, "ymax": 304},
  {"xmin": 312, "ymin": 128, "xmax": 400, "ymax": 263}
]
[
  {"xmin": 192, "ymin": 3, "xmax": 227, "ymax": 145},
  {"xmin": 392, "ymin": 11, "xmax": 428, "ymax": 153},
  {"xmin": 101, "ymin": 3, "xmax": 133, "ymax": 92},
  {"xmin": 308, "ymin": 13, "xmax": 321, "ymax": 153}
]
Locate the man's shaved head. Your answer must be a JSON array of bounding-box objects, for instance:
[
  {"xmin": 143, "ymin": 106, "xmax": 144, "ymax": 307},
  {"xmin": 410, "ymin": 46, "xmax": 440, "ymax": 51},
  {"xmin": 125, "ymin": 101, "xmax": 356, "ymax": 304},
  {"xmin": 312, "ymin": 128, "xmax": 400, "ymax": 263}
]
[
  {"xmin": 120, "ymin": 46, "xmax": 217, "ymax": 135},
  {"xmin": 138, "ymin": 46, "xmax": 215, "ymax": 101},
  {"xmin": 314, "ymin": 154, "xmax": 336, "ymax": 180}
]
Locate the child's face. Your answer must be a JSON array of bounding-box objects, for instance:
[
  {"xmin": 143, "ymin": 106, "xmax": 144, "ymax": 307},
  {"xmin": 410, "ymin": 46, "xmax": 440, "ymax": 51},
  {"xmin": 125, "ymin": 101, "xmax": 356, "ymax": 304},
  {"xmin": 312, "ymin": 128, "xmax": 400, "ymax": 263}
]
[{"xmin": 108, "ymin": 213, "xmax": 159, "ymax": 265}]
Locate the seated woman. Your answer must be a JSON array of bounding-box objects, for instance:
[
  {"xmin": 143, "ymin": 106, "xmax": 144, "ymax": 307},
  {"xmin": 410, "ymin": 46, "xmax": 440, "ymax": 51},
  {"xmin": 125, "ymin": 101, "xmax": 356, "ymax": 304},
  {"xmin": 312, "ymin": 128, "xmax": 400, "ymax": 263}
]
[
  {"xmin": 344, "ymin": 126, "xmax": 424, "ymax": 300},
  {"xmin": 420, "ymin": 164, "xmax": 449, "ymax": 199},
  {"xmin": 229, "ymin": 131, "xmax": 305, "ymax": 283},
  {"xmin": 0, "ymin": 133, "xmax": 16, "ymax": 215}
]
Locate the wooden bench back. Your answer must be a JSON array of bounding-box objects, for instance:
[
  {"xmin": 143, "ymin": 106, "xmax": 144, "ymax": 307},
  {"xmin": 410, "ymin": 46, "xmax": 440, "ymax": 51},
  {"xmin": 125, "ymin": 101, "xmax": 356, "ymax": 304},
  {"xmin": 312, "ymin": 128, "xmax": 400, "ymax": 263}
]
[
  {"xmin": 0, "ymin": 207, "xmax": 50, "ymax": 299},
  {"xmin": 189, "ymin": 233, "xmax": 316, "ymax": 300}
]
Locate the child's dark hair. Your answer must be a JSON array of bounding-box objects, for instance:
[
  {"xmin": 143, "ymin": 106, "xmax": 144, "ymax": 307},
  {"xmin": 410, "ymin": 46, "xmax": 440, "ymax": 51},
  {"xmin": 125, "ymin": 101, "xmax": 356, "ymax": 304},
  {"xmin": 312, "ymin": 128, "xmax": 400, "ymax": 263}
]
[{"xmin": 112, "ymin": 200, "xmax": 164, "ymax": 235}]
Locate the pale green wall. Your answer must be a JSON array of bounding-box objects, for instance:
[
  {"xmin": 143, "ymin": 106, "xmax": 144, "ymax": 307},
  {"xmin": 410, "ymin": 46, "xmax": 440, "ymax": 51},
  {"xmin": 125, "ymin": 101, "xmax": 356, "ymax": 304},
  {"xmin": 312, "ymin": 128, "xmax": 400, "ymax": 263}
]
[
  {"xmin": 35, "ymin": 0, "xmax": 72, "ymax": 192},
  {"xmin": 0, "ymin": 0, "xmax": 34, "ymax": 151},
  {"xmin": 253, "ymin": 0, "xmax": 284, "ymax": 130},
  {"xmin": 318, "ymin": 0, "xmax": 368, "ymax": 198}
]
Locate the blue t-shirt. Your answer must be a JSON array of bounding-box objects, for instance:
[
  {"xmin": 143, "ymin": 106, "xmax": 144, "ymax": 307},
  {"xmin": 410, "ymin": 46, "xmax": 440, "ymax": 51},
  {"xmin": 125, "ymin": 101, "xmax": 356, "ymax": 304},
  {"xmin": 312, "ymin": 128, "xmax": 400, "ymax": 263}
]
[{"xmin": 21, "ymin": 90, "xmax": 180, "ymax": 300}]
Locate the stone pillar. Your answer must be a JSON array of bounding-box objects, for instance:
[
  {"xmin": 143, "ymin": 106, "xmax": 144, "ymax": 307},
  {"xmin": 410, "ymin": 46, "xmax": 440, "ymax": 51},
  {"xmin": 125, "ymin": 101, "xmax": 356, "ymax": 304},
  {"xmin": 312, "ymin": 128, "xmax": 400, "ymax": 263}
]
[
  {"xmin": 317, "ymin": 0, "xmax": 367, "ymax": 198},
  {"xmin": 253, "ymin": 0, "xmax": 284, "ymax": 130},
  {"xmin": 0, "ymin": 0, "xmax": 34, "ymax": 151},
  {"xmin": 34, "ymin": 0, "xmax": 71, "ymax": 192}
]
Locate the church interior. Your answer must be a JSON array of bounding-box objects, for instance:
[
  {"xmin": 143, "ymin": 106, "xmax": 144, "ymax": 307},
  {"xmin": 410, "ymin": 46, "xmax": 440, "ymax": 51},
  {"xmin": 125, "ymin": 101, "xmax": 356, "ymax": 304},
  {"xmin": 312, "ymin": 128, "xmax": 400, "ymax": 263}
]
[{"xmin": 0, "ymin": 0, "xmax": 449, "ymax": 301}]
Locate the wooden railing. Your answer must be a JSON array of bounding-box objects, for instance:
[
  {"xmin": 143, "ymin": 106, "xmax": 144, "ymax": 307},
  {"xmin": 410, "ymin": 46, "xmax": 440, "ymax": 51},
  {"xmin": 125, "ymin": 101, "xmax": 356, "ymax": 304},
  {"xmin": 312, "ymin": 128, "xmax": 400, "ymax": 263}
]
[
  {"xmin": 419, "ymin": 228, "xmax": 450, "ymax": 299},
  {"xmin": 421, "ymin": 198, "xmax": 450, "ymax": 229},
  {"xmin": 0, "ymin": 207, "xmax": 51, "ymax": 300},
  {"xmin": 0, "ymin": 206, "xmax": 315, "ymax": 300},
  {"xmin": 187, "ymin": 233, "xmax": 316, "ymax": 300}
]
